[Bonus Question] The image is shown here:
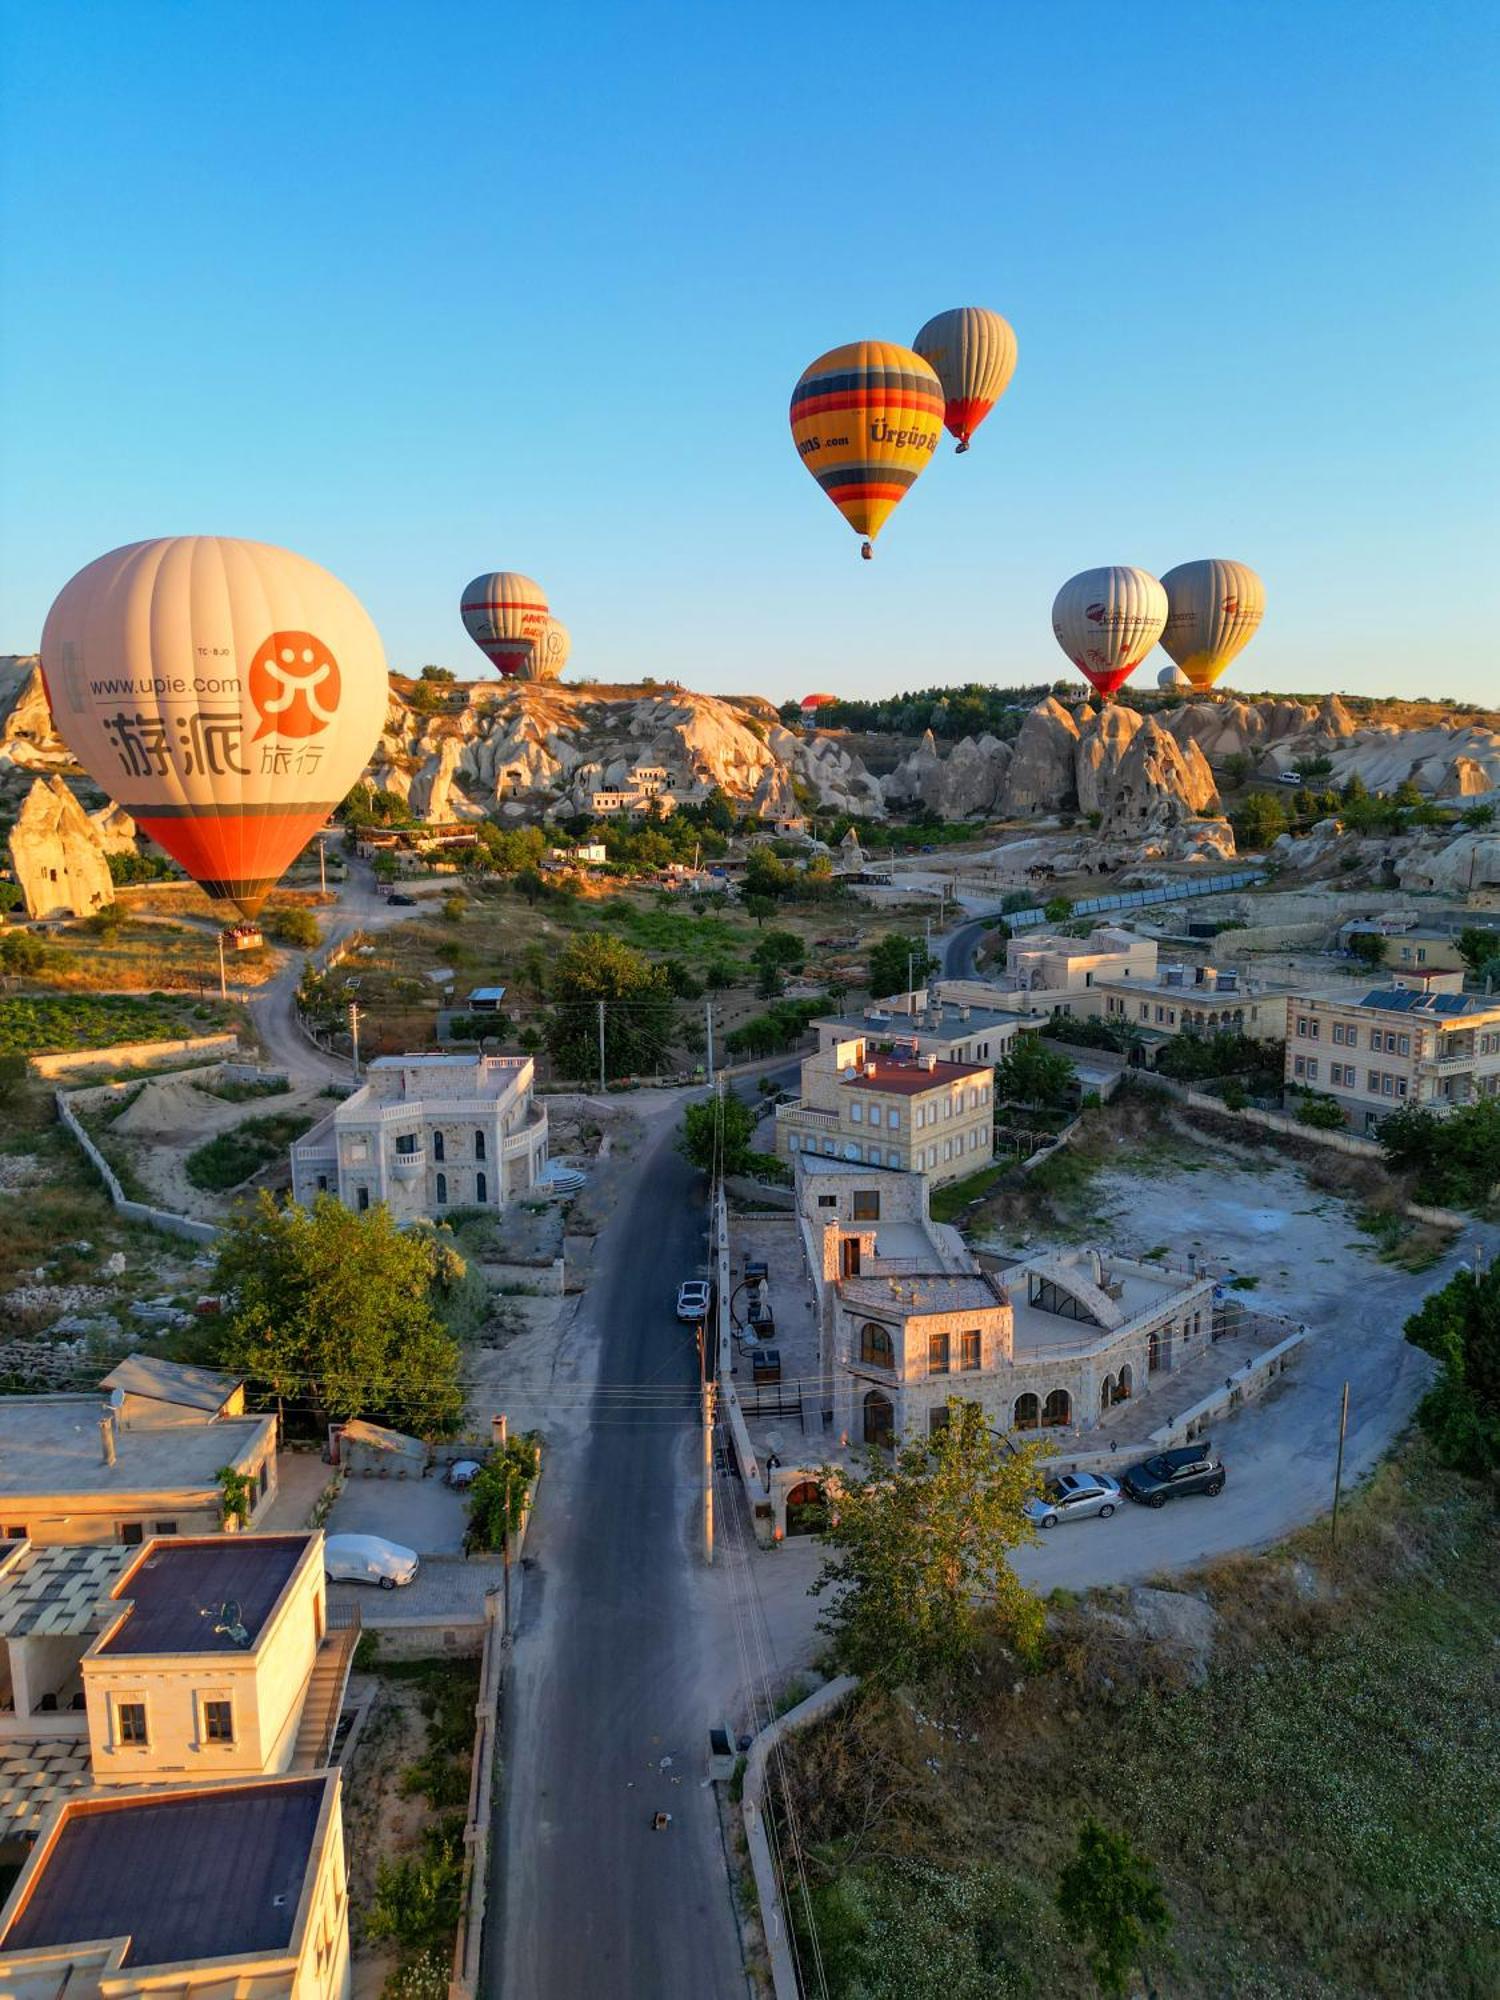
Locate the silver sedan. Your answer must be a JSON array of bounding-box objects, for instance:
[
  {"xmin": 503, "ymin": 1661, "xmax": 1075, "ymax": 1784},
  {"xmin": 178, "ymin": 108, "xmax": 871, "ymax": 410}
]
[{"xmin": 1024, "ymin": 1471, "xmax": 1123, "ymax": 1529}]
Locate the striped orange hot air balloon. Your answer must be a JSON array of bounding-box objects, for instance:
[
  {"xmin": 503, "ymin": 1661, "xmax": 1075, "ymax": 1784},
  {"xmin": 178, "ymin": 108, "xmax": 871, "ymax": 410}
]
[
  {"xmin": 39, "ymin": 536, "xmax": 389, "ymax": 920},
  {"xmin": 460, "ymin": 571, "xmax": 550, "ymax": 678},
  {"xmin": 789, "ymin": 341, "xmax": 944, "ymax": 557}
]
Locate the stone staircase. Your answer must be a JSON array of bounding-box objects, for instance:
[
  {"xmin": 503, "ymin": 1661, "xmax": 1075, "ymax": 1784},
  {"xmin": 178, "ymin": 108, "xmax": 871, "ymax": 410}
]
[{"xmin": 291, "ymin": 1605, "xmax": 360, "ymax": 1771}]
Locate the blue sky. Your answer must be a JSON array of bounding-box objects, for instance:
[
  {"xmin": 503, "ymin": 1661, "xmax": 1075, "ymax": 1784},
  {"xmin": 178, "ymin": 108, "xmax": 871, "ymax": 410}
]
[{"xmin": 2, "ymin": 1, "xmax": 1496, "ymax": 702}]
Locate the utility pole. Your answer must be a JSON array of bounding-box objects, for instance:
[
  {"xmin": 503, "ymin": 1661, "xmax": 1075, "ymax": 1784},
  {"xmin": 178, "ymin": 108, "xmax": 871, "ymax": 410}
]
[
  {"xmin": 1330, "ymin": 1380, "xmax": 1350, "ymax": 1548},
  {"xmin": 705, "ymin": 998, "xmax": 714, "ymax": 1082},
  {"xmin": 216, "ymin": 929, "xmax": 227, "ymax": 1001},
  {"xmin": 702, "ymin": 1374, "xmax": 716, "ymax": 1564},
  {"xmin": 597, "ymin": 999, "xmax": 606, "ymax": 1093},
  {"xmin": 317, "ymin": 836, "xmax": 327, "ymax": 895},
  {"xmin": 349, "ymin": 1002, "xmax": 362, "ymax": 1083}
]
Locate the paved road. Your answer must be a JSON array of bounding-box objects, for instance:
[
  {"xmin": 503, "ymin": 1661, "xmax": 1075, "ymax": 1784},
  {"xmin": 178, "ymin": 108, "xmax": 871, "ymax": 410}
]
[
  {"xmin": 942, "ymin": 915, "xmax": 990, "ymax": 981},
  {"xmin": 488, "ymin": 1116, "xmax": 747, "ymax": 2000}
]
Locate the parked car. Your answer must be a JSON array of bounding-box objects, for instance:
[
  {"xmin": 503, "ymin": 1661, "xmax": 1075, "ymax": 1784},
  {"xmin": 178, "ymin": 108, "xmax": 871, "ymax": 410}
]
[
  {"xmin": 386, "ymin": 891, "xmax": 418, "ymax": 906},
  {"xmin": 676, "ymin": 1279, "xmax": 712, "ymax": 1324},
  {"xmin": 324, "ymin": 1533, "xmax": 420, "ymax": 1589},
  {"xmin": 1122, "ymin": 1444, "xmax": 1226, "ymax": 1509},
  {"xmin": 1024, "ymin": 1471, "xmax": 1122, "ymax": 1529},
  {"xmin": 446, "ymin": 1459, "xmax": 483, "ymax": 1489}
]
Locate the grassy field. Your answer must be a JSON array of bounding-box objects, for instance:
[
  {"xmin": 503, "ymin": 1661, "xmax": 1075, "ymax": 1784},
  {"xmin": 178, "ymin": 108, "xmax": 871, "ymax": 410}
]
[
  {"xmin": 0, "ymin": 991, "xmax": 238, "ymax": 1056},
  {"xmin": 184, "ymin": 1109, "xmax": 315, "ymax": 1191},
  {"xmin": 776, "ymin": 1446, "xmax": 1500, "ymax": 2000}
]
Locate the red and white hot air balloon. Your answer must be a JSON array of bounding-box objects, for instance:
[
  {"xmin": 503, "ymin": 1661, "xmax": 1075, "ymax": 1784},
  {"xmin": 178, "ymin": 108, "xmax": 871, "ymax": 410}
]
[
  {"xmin": 912, "ymin": 306, "xmax": 1018, "ymax": 454},
  {"xmin": 40, "ymin": 536, "xmax": 389, "ymax": 919},
  {"xmin": 1051, "ymin": 566, "xmax": 1168, "ymax": 700},
  {"xmin": 460, "ymin": 571, "xmax": 550, "ymax": 678}
]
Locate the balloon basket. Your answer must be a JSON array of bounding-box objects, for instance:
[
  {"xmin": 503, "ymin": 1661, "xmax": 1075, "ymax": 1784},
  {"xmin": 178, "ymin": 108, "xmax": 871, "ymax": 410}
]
[{"xmin": 860, "ymin": 541, "xmax": 873, "ymax": 561}]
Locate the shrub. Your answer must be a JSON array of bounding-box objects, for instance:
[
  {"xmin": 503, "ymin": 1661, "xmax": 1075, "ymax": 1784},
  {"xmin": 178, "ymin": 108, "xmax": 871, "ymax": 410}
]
[
  {"xmin": 366, "ymin": 1819, "xmax": 464, "ymax": 1951},
  {"xmin": 467, "ymin": 1433, "xmax": 542, "ymax": 1550}
]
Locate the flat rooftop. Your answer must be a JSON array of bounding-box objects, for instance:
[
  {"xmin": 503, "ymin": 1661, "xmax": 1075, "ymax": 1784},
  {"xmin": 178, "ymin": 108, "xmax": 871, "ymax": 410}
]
[
  {"xmin": 840, "ymin": 1056, "xmax": 988, "ymax": 1097},
  {"xmin": 838, "ymin": 1272, "xmax": 1002, "ymax": 1316},
  {"xmin": 99, "ymin": 1536, "xmax": 310, "ymax": 1656},
  {"xmin": 1, "ymin": 1778, "xmax": 327, "ymax": 1968},
  {"xmin": 0, "ymin": 1398, "xmax": 272, "ymax": 1504},
  {"xmin": 820, "ymin": 1003, "xmax": 1030, "ymax": 1039}
]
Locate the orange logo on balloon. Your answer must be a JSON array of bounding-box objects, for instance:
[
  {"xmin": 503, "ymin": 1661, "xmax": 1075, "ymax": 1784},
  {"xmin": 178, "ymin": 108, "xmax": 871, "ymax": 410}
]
[{"xmin": 248, "ymin": 630, "xmax": 342, "ymax": 741}]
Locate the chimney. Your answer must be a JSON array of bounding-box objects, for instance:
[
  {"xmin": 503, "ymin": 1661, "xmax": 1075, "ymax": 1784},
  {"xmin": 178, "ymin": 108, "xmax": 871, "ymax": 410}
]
[
  {"xmin": 99, "ymin": 1413, "xmax": 117, "ymax": 1467},
  {"xmin": 926, "ymin": 1053, "xmax": 938, "ymax": 1072},
  {"xmin": 866, "ymin": 1063, "xmax": 878, "ymax": 1079}
]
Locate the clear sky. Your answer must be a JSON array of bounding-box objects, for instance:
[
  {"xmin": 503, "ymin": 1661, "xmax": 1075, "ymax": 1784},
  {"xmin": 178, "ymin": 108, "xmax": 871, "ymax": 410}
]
[{"xmin": 2, "ymin": 1, "xmax": 1496, "ymax": 704}]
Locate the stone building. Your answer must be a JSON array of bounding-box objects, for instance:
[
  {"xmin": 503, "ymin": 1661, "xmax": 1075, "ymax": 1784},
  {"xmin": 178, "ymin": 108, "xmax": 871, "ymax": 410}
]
[
  {"xmin": 775, "ymin": 1039, "xmax": 993, "ymax": 1186},
  {"xmin": 290, "ymin": 1052, "xmax": 548, "ymax": 1219},
  {"xmin": 1285, "ymin": 976, "xmax": 1500, "ymax": 1131}
]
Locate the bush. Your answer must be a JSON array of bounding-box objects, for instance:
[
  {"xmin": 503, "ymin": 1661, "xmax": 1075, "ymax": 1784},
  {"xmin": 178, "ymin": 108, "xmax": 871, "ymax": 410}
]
[
  {"xmin": 185, "ymin": 1111, "xmax": 315, "ymax": 1190},
  {"xmin": 264, "ymin": 905, "xmax": 320, "ymax": 947},
  {"xmin": 467, "ymin": 1433, "xmax": 542, "ymax": 1550},
  {"xmin": 367, "ymin": 1819, "xmax": 465, "ymax": 1952},
  {"xmin": 1295, "ymin": 1094, "xmax": 1347, "ymax": 1130}
]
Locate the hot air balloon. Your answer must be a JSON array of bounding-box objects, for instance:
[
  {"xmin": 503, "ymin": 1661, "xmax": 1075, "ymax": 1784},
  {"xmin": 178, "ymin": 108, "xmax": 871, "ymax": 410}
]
[
  {"xmin": 912, "ymin": 306, "xmax": 1018, "ymax": 453},
  {"xmin": 39, "ymin": 537, "xmax": 388, "ymax": 920},
  {"xmin": 1158, "ymin": 664, "xmax": 1192, "ymax": 691},
  {"xmin": 526, "ymin": 618, "xmax": 570, "ymax": 683},
  {"xmin": 460, "ymin": 572, "xmax": 550, "ymax": 677},
  {"xmin": 1159, "ymin": 560, "xmax": 1265, "ymax": 692},
  {"xmin": 1051, "ymin": 567, "xmax": 1168, "ymax": 701},
  {"xmin": 789, "ymin": 341, "xmax": 944, "ymax": 557}
]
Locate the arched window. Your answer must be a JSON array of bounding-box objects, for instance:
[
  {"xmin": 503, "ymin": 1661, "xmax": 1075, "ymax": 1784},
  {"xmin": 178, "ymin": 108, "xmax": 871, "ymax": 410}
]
[
  {"xmin": 785, "ymin": 1482, "xmax": 827, "ymax": 1534},
  {"xmin": 1042, "ymin": 1388, "xmax": 1071, "ymax": 1427},
  {"xmin": 436, "ymin": 1172, "xmax": 448, "ymax": 1206},
  {"xmin": 1099, "ymin": 1374, "xmax": 1115, "ymax": 1413},
  {"xmin": 859, "ymin": 1322, "xmax": 894, "ymax": 1368},
  {"xmin": 1148, "ymin": 1328, "xmax": 1163, "ymax": 1372},
  {"xmin": 1013, "ymin": 1393, "xmax": 1040, "ymax": 1431},
  {"xmin": 863, "ymin": 1390, "xmax": 894, "ymax": 1447},
  {"xmin": 433, "ymin": 1131, "xmax": 446, "ymax": 1164},
  {"xmin": 476, "ymin": 1171, "xmax": 487, "ymax": 1205},
  {"xmin": 1117, "ymin": 1365, "xmax": 1133, "ymax": 1402},
  {"xmin": 475, "ymin": 1129, "xmax": 486, "ymax": 1161}
]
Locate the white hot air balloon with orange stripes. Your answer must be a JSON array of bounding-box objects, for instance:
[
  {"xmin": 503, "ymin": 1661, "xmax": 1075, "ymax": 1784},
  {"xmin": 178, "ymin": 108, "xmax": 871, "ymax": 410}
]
[
  {"xmin": 460, "ymin": 571, "xmax": 550, "ymax": 678},
  {"xmin": 1051, "ymin": 566, "xmax": 1168, "ymax": 700},
  {"xmin": 40, "ymin": 536, "xmax": 389, "ymax": 920},
  {"xmin": 1159, "ymin": 559, "xmax": 1266, "ymax": 691}
]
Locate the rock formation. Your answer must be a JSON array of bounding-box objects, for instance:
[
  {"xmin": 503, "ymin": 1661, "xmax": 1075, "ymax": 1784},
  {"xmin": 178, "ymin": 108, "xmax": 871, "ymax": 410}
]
[
  {"xmin": 7, "ymin": 776, "xmax": 116, "ymax": 918},
  {"xmin": 998, "ymin": 697, "xmax": 1081, "ymax": 815},
  {"xmin": 0, "ymin": 657, "xmax": 68, "ymax": 772},
  {"xmin": 882, "ymin": 729, "xmax": 1011, "ymax": 815},
  {"xmin": 1074, "ymin": 704, "xmax": 1145, "ymax": 815}
]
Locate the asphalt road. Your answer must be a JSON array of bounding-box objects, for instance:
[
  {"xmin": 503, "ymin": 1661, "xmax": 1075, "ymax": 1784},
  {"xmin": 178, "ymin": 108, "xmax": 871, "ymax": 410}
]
[
  {"xmin": 487, "ymin": 1117, "xmax": 748, "ymax": 2000},
  {"xmin": 942, "ymin": 914, "xmax": 990, "ymax": 980}
]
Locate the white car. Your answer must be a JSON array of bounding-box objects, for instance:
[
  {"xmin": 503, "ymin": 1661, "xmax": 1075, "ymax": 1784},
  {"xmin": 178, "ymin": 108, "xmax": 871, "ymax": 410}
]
[
  {"xmin": 324, "ymin": 1533, "xmax": 419, "ymax": 1590},
  {"xmin": 1023, "ymin": 1472, "xmax": 1123, "ymax": 1529},
  {"xmin": 676, "ymin": 1280, "xmax": 712, "ymax": 1324}
]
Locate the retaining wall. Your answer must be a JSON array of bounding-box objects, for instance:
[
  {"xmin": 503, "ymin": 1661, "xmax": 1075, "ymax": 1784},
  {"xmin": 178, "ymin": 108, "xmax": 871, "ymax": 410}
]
[
  {"xmin": 31, "ymin": 1031, "xmax": 241, "ymax": 1080},
  {"xmin": 54, "ymin": 1089, "xmax": 217, "ymax": 1244}
]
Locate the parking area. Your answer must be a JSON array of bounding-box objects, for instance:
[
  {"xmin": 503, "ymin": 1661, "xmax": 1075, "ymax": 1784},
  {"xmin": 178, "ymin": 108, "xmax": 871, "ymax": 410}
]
[{"xmin": 325, "ymin": 1473, "xmax": 470, "ymax": 1556}]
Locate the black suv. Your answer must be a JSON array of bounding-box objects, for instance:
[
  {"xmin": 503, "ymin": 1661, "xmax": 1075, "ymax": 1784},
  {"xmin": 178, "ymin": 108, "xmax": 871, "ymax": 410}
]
[{"xmin": 1122, "ymin": 1443, "xmax": 1226, "ymax": 1508}]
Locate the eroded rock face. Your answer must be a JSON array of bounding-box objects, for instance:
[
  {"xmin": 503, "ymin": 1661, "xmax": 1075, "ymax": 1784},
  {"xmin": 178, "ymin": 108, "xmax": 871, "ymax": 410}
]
[
  {"xmin": 1075, "ymin": 704, "xmax": 1145, "ymax": 815},
  {"xmin": 0, "ymin": 657, "xmax": 67, "ymax": 772},
  {"xmin": 999, "ymin": 697, "xmax": 1081, "ymax": 815},
  {"xmin": 882, "ymin": 729, "xmax": 1012, "ymax": 815},
  {"xmin": 7, "ymin": 776, "xmax": 115, "ymax": 918},
  {"xmin": 1096, "ymin": 717, "xmax": 1219, "ymax": 841},
  {"xmin": 1400, "ymin": 831, "xmax": 1500, "ymax": 895}
]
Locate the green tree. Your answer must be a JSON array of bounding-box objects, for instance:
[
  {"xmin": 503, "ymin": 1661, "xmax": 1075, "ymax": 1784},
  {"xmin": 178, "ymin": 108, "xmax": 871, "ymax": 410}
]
[
  {"xmin": 0, "ymin": 931, "xmax": 50, "ymax": 976},
  {"xmin": 1347, "ymin": 929, "xmax": 1387, "ymax": 968},
  {"xmin": 680, "ymin": 1090, "xmax": 759, "ymax": 1177},
  {"xmin": 211, "ymin": 1192, "xmax": 464, "ymax": 1436},
  {"xmin": 544, "ymin": 934, "xmax": 675, "ymax": 1082},
  {"xmin": 751, "ymin": 929, "xmax": 806, "ymax": 976},
  {"xmin": 1295, "ymin": 1092, "xmax": 1347, "ymax": 1129},
  {"xmin": 1220, "ymin": 752, "xmax": 1253, "ymax": 785},
  {"xmin": 1404, "ymin": 1263, "xmax": 1500, "ymax": 1477},
  {"xmin": 996, "ymin": 1033, "xmax": 1076, "ymax": 1109},
  {"xmin": 1043, "ymin": 895, "xmax": 1074, "ymax": 924},
  {"xmin": 1455, "ymin": 926, "xmax": 1498, "ymax": 972},
  {"xmin": 0, "ymin": 881, "xmax": 24, "ymax": 913},
  {"xmin": 1056, "ymin": 1817, "xmax": 1173, "ymax": 1999},
  {"xmin": 1461, "ymin": 803, "xmax": 1495, "ymax": 830},
  {"xmin": 419, "ymin": 665, "xmax": 455, "ymax": 683},
  {"xmin": 0, "ymin": 1052, "xmax": 26, "ymax": 1106},
  {"xmin": 743, "ymin": 893, "xmax": 777, "ymax": 929},
  {"xmin": 868, "ymin": 933, "xmax": 939, "ymax": 999},
  {"xmin": 467, "ymin": 1433, "xmax": 541, "ymax": 1549},
  {"xmin": 265, "ymin": 904, "xmax": 320, "ymax": 947},
  {"xmin": 1230, "ymin": 791, "xmax": 1288, "ymax": 849},
  {"xmin": 812, "ymin": 1400, "xmax": 1045, "ymax": 1687}
]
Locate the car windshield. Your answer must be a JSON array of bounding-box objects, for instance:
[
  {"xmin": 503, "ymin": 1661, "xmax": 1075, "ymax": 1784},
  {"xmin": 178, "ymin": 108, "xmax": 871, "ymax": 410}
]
[{"xmin": 1141, "ymin": 1456, "xmax": 1170, "ymax": 1479}]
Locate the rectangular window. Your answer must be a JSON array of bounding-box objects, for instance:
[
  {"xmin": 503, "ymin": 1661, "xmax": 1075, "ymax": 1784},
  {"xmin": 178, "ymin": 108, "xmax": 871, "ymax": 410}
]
[
  {"xmin": 788, "ymin": 1133, "xmax": 800, "ymax": 1150},
  {"xmin": 1294, "ymin": 1056, "xmax": 1306, "ymax": 1078},
  {"xmin": 1383, "ymin": 1074, "xmax": 1394, "ymax": 1095},
  {"xmin": 357, "ymin": 1187, "xmax": 370, "ymax": 1212},
  {"xmin": 868, "ymin": 1104, "xmax": 882, "ymax": 1127},
  {"xmin": 852, "ymin": 1190, "xmax": 880, "ymax": 1221},
  {"xmin": 1306, "ymin": 1059, "xmax": 1318, "ymax": 1081},
  {"xmin": 817, "ymin": 1195, "xmax": 836, "ymax": 1208},
  {"xmin": 5, "ymin": 1524, "xmax": 27, "ymax": 1539},
  {"xmin": 153, "ymin": 1520, "xmax": 178, "ymax": 1536},
  {"xmin": 1297, "ymin": 1018, "xmax": 1308, "ymax": 1037},
  {"xmin": 1310, "ymin": 1021, "xmax": 1320, "ymax": 1039},
  {"xmin": 475, "ymin": 1129, "xmax": 486, "ymax": 1160},
  {"xmin": 928, "ymin": 1405, "xmax": 951, "ymax": 1436},
  {"xmin": 928, "ymin": 1332, "xmax": 950, "ymax": 1375},
  {"xmin": 889, "ymin": 1108, "xmax": 900, "ymax": 1130},
  {"xmin": 849, "ymin": 1100, "xmax": 863, "ymax": 1123},
  {"xmin": 1368, "ymin": 1070, "xmax": 1380, "ymax": 1091},
  {"xmin": 1398, "ymin": 1035, "xmax": 1410, "ymax": 1056},
  {"xmin": 943, "ymin": 1139, "xmax": 952, "ymax": 1161},
  {"xmin": 258, "ymin": 1459, "xmax": 269, "ymax": 1498},
  {"xmin": 960, "ymin": 1329, "xmax": 981, "ymax": 1371},
  {"xmin": 119, "ymin": 1522, "xmax": 143, "ymax": 1546},
  {"xmin": 395, "ymin": 1134, "xmax": 417, "ymax": 1156},
  {"xmin": 1397, "ymin": 1077, "xmax": 1407, "ymax": 1097},
  {"xmin": 888, "ymin": 1150, "xmax": 901, "ymax": 1167},
  {"xmin": 203, "ymin": 1699, "xmax": 234, "ymax": 1744},
  {"xmin": 116, "ymin": 1700, "xmax": 148, "ymax": 1747}
]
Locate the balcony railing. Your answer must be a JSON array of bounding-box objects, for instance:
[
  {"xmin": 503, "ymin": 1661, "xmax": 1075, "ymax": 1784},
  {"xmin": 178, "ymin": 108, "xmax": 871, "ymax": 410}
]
[{"xmin": 390, "ymin": 1146, "xmax": 426, "ymax": 1179}]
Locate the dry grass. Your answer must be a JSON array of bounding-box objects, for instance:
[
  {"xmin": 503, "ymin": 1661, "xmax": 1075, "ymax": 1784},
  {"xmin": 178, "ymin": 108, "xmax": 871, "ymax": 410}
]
[{"xmin": 776, "ymin": 1446, "xmax": 1500, "ymax": 2000}]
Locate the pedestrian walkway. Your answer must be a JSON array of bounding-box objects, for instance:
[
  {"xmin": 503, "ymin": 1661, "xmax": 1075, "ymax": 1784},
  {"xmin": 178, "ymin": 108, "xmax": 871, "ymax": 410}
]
[{"xmin": 255, "ymin": 1450, "xmax": 334, "ymax": 1532}]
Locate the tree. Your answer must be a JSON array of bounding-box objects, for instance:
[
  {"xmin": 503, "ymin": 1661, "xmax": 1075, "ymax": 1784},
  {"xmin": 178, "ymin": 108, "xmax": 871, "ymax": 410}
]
[
  {"xmin": 996, "ymin": 1033, "xmax": 1076, "ymax": 1110},
  {"xmin": 1404, "ymin": 1263, "xmax": 1500, "ymax": 1477},
  {"xmin": 1461, "ymin": 803, "xmax": 1495, "ymax": 830},
  {"xmin": 0, "ymin": 931, "xmax": 50, "ymax": 976},
  {"xmin": 0, "ymin": 881, "xmax": 23, "ymax": 914},
  {"xmin": 265, "ymin": 904, "xmax": 320, "ymax": 948},
  {"xmin": 1230, "ymin": 791, "xmax": 1288, "ymax": 850},
  {"xmin": 1042, "ymin": 895, "xmax": 1074, "ymax": 924},
  {"xmin": 1455, "ymin": 926, "xmax": 1498, "ymax": 972},
  {"xmin": 419, "ymin": 665, "xmax": 455, "ymax": 683},
  {"xmin": 680, "ymin": 1090, "xmax": 758, "ymax": 1177},
  {"xmin": 211, "ymin": 1193, "xmax": 464, "ymax": 1436},
  {"xmin": 1220, "ymin": 751, "xmax": 1254, "ymax": 785},
  {"xmin": 743, "ymin": 893, "xmax": 777, "ymax": 929},
  {"xmin": 544, "ymin": 934, "xmax": 675, "ymax": 1082},
  {"xmin": 1295, "ymin": 1092, "xmax": 1347, "ymax": 1129},
  {"xmin": 0, "ymin": 1052, "xmax": 27, "ymax": 1106},
  {"xmin": 1056, "ymin": 1818, "xmax": 1172, "ymax": 1999},
  {"xmin": 813, "ymin": 1400, "xmax": 1045, "ymax": 1687},
  {"xmin": 868, "ymin": 933, "xmax": 939, "ymax": 999},
  {"xmin": 752, "ymin": 929, "xmax": 806, "ymax": 976},
  {"xmin": 1347, "ymin": 929, "xmax": 1386, "ymax": 968}
]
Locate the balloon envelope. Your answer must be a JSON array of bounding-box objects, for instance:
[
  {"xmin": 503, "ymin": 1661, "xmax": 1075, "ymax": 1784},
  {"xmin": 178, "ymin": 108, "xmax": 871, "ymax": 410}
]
[
  {"xmin": 461, "ymin": 572, "xmax": 550, "ymax": 678},
  {"xmin": 912, "ymin": 306, "xmax": 1018, "ymax": 451},
  {"xmin": 1052, "ymin": 567, "xmax": 1168, "ymax": 700},
  {"xmin": 1160, "ymin": 559, "xmax": 1265, "ymax": 691},
  {"xmin": 789, "ymin": 341, "xmax": 943, "ymax": 552},
  {"xmin": 40, "ymin": 536, "xmax": 389, "ymax": 919},
  {"xmin": 524, "ymin": 618, "xmax": 570, "ymax": 683}
]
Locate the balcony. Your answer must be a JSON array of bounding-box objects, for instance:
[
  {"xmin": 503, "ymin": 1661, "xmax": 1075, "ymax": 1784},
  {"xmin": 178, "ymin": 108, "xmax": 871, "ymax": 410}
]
[{"xmin": 389, "ymin": 1144, "xmax": 426, "ymax": 1181}]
